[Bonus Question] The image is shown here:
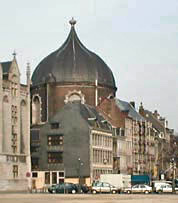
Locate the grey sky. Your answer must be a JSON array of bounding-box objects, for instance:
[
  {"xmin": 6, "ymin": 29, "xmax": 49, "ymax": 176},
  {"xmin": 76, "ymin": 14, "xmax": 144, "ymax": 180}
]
[{"xmin": 0, "ymin": 0, "xmax": 178, "ymax": 132}]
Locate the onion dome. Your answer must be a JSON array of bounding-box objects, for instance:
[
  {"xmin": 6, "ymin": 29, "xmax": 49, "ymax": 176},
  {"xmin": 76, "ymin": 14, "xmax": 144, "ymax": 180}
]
[{"xmin": 31, "ymin": 18, "xmax": 116, "ymax": 89}]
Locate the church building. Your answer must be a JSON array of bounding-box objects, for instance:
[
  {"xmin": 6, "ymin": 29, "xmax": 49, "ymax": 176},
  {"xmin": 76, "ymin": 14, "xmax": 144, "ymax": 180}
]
[
  {"xmin": 0, "ymin": 54, "xmax": 31, "ymax": 191},
  {"xmin": 30, "ymin": 18, "xmax": 118, "ymax": 187}
]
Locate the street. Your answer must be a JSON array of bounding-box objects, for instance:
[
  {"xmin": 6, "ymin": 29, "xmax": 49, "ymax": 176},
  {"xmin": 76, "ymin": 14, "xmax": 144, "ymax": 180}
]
[{"xmin": 0, "ymin": 193, "xmax": 178, "ymax": 203}]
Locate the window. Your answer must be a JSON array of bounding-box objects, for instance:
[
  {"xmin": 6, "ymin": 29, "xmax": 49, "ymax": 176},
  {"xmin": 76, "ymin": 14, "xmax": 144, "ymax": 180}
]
[
  {"xmin": 51, "ymin": 122, "xmax": 60, "ymax": 129},
  {"xmin": 68, "ymin": 94, "xmax": 81, "ymax": 102},
  {"xmin": 45, "ymin": 172, "xmax": 50, "ymax": 184},
  {"xmin": 32, "ymin": 96, "xmax": 41, "ymax": 124},
  {"xmin": 32, "ymin": 172, "xmax": 38, "ymax": 178},
  {"xmin": 31, "ymin": 146, "xmax": 39, "ymax": 153},
  {"xmin": 48, "ymin": 134, "xmax": 63, "ymax": 146},
  {"xmin": 52, "ymin": 172, "xmax": 57, "ymax": 184},
  {"xmin": 48, "ymin": 152, "xmax": 63, "ymax": 164},
  {"xmin": 13, "ymin": 165, "xmax": 18, "ymax": 178},
  {"xmin": 31, "ymin": 157, "xmax": 39, "ymax": 170},
  {"xmin": 103, "ymin": 182, "xmax": 110, "ymax": 187},
  {"xmin": 31, "ymin": 130, "xmax": 40, "ymax": 143},
  {"xmin": 59, "ymin": 172, "xmax": 64, "ymax": 177}
]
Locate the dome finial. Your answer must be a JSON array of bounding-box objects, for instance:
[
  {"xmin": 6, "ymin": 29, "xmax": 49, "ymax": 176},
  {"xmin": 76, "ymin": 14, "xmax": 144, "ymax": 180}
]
[{"xmin": 69, "ymin": 17, "xmax": 76, "ymax": 26}]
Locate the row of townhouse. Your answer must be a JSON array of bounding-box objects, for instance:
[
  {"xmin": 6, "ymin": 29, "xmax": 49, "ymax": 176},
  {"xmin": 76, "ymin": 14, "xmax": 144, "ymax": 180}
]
[{"xmin": 98, "ymin": 97, "xmax": 175, "ymax": 180}]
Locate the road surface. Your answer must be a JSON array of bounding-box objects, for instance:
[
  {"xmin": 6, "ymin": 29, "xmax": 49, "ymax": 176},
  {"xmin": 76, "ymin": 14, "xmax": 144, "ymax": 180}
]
[{"xmin": 0, "ymin": 193, "xmax": 178, "ymax": 203}]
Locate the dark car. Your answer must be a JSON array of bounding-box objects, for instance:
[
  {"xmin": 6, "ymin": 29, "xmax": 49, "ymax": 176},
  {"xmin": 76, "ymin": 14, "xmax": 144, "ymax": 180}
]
[
  {"xmin": 48, "ymin": 183, "xmax": 78, "ymax": 194},
  {"xmin": 75, "ymin": 184, "xmax": 89, "ymax": 193}
]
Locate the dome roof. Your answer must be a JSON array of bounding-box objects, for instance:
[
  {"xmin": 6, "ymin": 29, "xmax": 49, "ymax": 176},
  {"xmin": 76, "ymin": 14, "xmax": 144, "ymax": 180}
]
[{"xmin": 31, "ymin": 19, "xmax": 116, "ymax": 89}]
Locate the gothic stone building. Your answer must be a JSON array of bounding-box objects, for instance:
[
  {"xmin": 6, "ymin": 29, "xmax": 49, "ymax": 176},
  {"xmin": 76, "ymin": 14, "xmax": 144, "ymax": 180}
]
[{"xmin": 0, "ymin": 56, "xmax": 31, "ymax": 191}]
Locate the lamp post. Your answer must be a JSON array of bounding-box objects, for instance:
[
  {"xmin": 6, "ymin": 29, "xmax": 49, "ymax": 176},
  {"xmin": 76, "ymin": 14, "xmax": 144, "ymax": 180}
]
[
  {"xmin": 170, "ymin": 158, "xmax": 176, "ymax": 193},
  {"xmin": 78, "ymin": 158, "xmax": 83, "ymax": 194}
]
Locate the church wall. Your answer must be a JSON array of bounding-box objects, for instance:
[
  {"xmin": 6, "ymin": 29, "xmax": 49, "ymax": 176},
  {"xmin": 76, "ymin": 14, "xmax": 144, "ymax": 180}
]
[
  {"xmin": 48, "ymin": 85, "xmax": 95, "ymax": 118},
  {"xmin": 31, "ymin": 83, "xmax": 115, "ymax": 123},
  {"xmin": 46, "ymin": 84, "xmax": 115, "ymax": 119}
]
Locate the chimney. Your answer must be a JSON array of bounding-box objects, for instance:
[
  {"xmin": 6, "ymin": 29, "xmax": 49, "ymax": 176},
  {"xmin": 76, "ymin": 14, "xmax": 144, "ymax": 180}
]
[
  {"xmin": 153, "ymin": 110, "xmax": 159, "ymax": 119},
  {"xmin": 130, "ymin": 101, "xmax": 135, "ymax": 108},
  {"xmin": 165, "ymin": 120, "xmax": 168, "ymax": 128},
  {"xmin": 139, "ymin": 102, "xmax": 144, "ymax": 115},
  {"xmin": 159, "ymin": 117, "xmax": 165, "ymax": 125}
]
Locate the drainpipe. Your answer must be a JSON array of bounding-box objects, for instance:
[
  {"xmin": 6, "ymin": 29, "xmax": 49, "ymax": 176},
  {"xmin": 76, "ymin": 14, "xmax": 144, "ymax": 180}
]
[{"xmin": 95, "ymin": 79, "xmax": 98, "ymax": 106}]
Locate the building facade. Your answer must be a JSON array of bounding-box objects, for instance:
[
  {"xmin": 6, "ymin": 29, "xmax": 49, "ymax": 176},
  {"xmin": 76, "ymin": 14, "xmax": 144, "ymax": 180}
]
[
  {"xmin": 31, "ymin": 102, "xmax": 113, "ymax": 187},
  {"xmin": 0, "ymin": 56, "xmax": 31, "ymax": 191},
  {"xmin": 139, "ymin": 103, "xmax": 173, "ymax": 179}
]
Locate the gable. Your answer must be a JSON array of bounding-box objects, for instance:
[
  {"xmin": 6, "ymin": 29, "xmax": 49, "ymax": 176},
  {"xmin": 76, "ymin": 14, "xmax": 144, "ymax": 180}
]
[{"xmin": 9, "ymin": 59, "xmax": 20, "ymax": 76}]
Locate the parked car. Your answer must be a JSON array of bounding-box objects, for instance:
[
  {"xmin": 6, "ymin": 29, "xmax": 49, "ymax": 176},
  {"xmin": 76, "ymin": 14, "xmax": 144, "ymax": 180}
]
[
  {"xmin": 123, "ymin": 184, "xmax": 152, "ymax": 194},
  {"xmin": 156, "ymin": 184, "xmax": 178, "ymax": 193},
  {"xmin": 91, "ymin": 181, "xmax": 119, "ymax": 194},
  {"xmin": 75, "ymin": 184, "xmax": 89, "ymax": 193},
  {"xmin": 152, "ymin": 181, "xmax": 172, "ymax": 193},
  {"xmin": 48, "ymin": 183, "xmax": 78, "ymax": 194}
]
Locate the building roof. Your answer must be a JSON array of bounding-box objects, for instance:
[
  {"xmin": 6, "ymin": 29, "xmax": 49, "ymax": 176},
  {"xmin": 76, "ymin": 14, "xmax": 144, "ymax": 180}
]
[
  {"xmin": 143, "ymin": 110, "xmax": 165, "ymax": 133},
  {"xmin": 31, "ymin": 20, "xmax": 116, "ymax": 89},
  {"xmin": 1, "ymin": 61, "xmax": 12, "ymax": 73},
  {"xmin": 50, "ymin": 101, "xmax": 112, "ymax": 131},
  {"xmin": 115, "ymin": 99, "xmax": 145, "ymax": 121}
]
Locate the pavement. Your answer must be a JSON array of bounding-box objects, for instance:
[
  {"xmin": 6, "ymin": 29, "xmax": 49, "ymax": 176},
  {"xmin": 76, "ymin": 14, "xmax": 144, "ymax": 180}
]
[{"xmin": 0, "ymin": 193, "xmax": 178, "ymax": 203}]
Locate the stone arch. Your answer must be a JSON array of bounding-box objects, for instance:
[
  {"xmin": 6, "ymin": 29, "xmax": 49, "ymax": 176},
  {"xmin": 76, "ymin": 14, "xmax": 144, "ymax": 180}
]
[
  {"xmin": 21, "ymin": 100, "xmax": 26, "ymax": 106},
  {"xmin": 64, "ymin": 90, "xmax": 85, "ymax": 104},
  {"xmin": 32, "ymin": 95, "xmax": 41, "ymax": 124}
]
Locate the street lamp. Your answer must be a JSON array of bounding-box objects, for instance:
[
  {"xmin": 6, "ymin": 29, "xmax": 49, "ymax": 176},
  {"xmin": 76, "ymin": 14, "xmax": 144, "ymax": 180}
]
[
  {"xmin": 170, "ymin": 158, "xmax": 176, "ymax": 193},
  {"xmin": 78, "ymin": 158, "xmax": 83, "ymax": 193}
]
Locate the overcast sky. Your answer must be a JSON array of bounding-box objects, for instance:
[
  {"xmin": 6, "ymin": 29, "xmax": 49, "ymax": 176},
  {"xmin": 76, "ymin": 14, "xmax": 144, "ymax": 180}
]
[{"xmin": 0, "ymin": 0, "xmax": 178, "ymax": 132}]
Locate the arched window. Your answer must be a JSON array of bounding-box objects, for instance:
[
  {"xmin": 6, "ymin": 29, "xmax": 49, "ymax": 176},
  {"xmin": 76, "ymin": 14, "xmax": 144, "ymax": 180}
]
[
  {"xmin": 2, "ymin": 96, "xmax": 9, "ymax": 152},
  {"xmin": 68, "ymin": 94, "xmax": 81, "ymax": 102},
  {"xmin": 11, "ymin": 75, "xmax": 18, "ymax": 97},
  {"xmin": 32, "ymin": 95, "xmax": 41, "ymax": 124},
  {"xmin": 64, "ymin": 90, "xmax": 85, "ymax": 104},
  {"xmin": 20, "ymin": 100, "xmax": 26, "ymax": 154}
]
